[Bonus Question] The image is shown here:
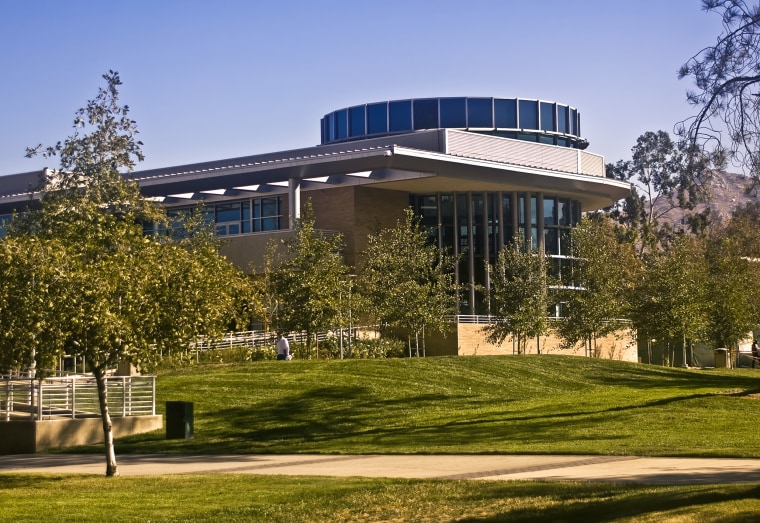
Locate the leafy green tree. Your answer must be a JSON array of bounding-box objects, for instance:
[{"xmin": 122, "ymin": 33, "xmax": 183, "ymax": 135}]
[
  {"xmin": 484, "ymin": 236, "xmax": 551, "ymax": 354},
  {"xmin": 358, "ymin": 208, "xmax": 458, "ymax": 356},
  {"xmin": 704, "ymin": 229, "xmax": 760, "ymax": 350},
  {"xmin": 608, "ymin": 130, "xmax": 711, "ymax": 254},
  {"xmin": 3, "ymin": 72, "xmax": 246, "ymax": 476},
  {"xmin": 678, "ymin": 0, "xmax": 760, "ymax": 182},
  {"xmin": 556, "ymin": 216, "xmax": 638, "ymax": 357},
  {"xmin": 630, "ymin": 235, "xmax": 710, "ymax": 366},
  {"xmin": 272, "ymin": 201, "xmax": 349, "ymax": 357}
]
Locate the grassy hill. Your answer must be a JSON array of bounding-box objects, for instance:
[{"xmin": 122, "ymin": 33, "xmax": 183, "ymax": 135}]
[{"xmin": 114, "ymin": 355, "xmax": 760, "ymax": 458}]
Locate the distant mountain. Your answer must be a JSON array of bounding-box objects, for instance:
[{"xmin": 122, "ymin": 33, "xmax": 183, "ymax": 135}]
[{"xmin": 654, "ymin": 170, "xmax": 760, "ymax": 228}]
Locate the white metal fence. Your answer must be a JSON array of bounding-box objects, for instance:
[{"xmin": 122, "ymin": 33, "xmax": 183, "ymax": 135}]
[{"xmin": 1, "ymin": 375, "xmax": 156, "ymax": 422}]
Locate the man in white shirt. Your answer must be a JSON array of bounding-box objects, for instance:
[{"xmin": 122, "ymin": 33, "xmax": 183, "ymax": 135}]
[{"xmin": 276, "ymin": 334, "xmax": 291, "ymax": 360}]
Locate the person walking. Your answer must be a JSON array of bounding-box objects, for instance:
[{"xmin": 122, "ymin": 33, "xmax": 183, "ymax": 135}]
[
  {"xmin": 752, "ymin": 340, "xmax": 758, "ymax": 368},
  {"xmin": 277, "ymin": 333, "xmax": 292, "ymax": 361}
]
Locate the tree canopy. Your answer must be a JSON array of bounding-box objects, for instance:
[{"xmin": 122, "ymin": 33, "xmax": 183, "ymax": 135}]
[
  {"xmin": 2, "ymin": 72, "xmax": 248, "ymax": 476},
  {"xmin": 678, "ymin": 0, "xmax": 760, "ymax": 182}
]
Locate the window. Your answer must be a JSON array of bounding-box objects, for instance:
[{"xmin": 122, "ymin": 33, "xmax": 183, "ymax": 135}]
[
  {"xmin": 336, "ymin": 109, "xmax": 348, "ymax": 140},
  {"xmin": 518, "ymin": 100, "xmax": 538, "ymax": 130},
  {"xmin": 494, "ymin": 98, "xmax": 517, "ymax": 128},
  {"xmin": 389, "ymin": 100, "xmax": 412, "ymax": 132},
  {"xmin": 367, "ymin": 102, "xmax": 388, "ymax": 135},
  {"xmin": 558, "ymin": 105, "xmax": 569, "ymax": 133},
  {"xmin": 413, "ymin": 98, "xmax": 438, "ymax": 130},
  {"xmin": 540, "ymin": 102, "xmax": 555, "ymax": 132},
  {"xmin": 467, "ymin": 98, "xmax": 493, "ymax": 128},
  {"xmin": 349, "ymin": 105, "xmax": 365, "ymax": 137},
  {"xmin": 440, "ymin": 97, "xmax": 466, "ymax": 128}
]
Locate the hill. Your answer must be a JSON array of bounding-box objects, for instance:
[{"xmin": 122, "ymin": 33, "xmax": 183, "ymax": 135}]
[{"xmin": 111, "ymin": 356, "xmax": 760, "ymax": 458}]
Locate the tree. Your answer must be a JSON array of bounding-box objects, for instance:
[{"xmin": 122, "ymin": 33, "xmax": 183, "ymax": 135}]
[
  {"xmin": 704, "ymin": 226, "xmax": 760, "ymax": 350},
  {"xmin": 630, "ymin": 235, "xmax": 710, "ymax": 366},
  {"xmin": 272, "ymin": 201, "xmax": 349, "ymax": 357},
  {"xmin": 484, "ymin": 236, "xmax": 551, "ymax": 354},
  {"xmin": 3, "ymin": 72, "xmax": 247, "ymax": 476},
  {"xmin": 358, "ymin": 208, "xmax": 458, "ymax": 356},
  {"xmin": 608, "ymin": 130, "xmax": 711, "ymax": 255},
  {"xmin": 678, "ymin": 0, "xmax": 760, "ymax": 182},
  {"xmin": 556, "ymin": 216, "xmax": 638, "ymax": 357}
]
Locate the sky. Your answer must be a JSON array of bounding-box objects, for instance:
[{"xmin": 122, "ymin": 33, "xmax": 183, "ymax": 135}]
[{"xmin": 0, "ymin": 0, "xmax": 726, "ymax": 177}]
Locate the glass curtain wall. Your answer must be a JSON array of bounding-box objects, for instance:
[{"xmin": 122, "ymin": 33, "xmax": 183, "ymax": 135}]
[{"xmin": 411, "ymin": 192, "xmax": 580, "ymax": 315}]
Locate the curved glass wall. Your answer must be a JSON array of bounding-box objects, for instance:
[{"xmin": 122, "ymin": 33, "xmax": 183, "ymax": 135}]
[
  {"xmin": 410, "ymin": 191, "xmax": 581, "ymax": 315},
  {"xmin": 322, "ymin": 97, "xmax": 586, "ymax": 149}
]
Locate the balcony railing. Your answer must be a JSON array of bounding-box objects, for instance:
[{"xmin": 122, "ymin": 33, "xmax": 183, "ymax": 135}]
[{"xmin": 1, "ymin": 375, "xmax": 156, "ymax": 422}]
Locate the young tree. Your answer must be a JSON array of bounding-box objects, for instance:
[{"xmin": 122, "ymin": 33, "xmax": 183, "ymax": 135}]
[
  {"xmin": 556, "ymin": 216, "xmax": 638, "ymax": 357},
  {"xmin": 704, "ymin": 230, "xmax": 760, "ymax": 350},
  {"xmin": 484, "ymin": 236, "xmax": 551, "ymax": 354},
  {"xmin": 3, "ymin": 72, "xmax": 247, "ymax": 476},
  {"xmin": 358, "ymin": 208, "xmax": 458, "ymax": 356},
  {"xmin": 630, "ymin": 235, "xmax": 711, "ymax": 366},
  {"xmin": 678, "ymin": 0, "xmax": 760, "ymax": 182},
  {"xmin": 272, "ymin": 201, "xmax": 349, "ymax": 357}
]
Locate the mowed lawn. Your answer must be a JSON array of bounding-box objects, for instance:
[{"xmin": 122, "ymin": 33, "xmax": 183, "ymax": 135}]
[
  {"xmin": 112, "ymin": 355, "xmax": 760, "ymax": 457},
  {"xmin": 8, "ymin": 356, "xmax": 760, "ymax": 522}
]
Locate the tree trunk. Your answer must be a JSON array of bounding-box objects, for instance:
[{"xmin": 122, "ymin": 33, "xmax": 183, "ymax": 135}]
[{"xmin": 93, "ymin": 366, "xmax": 119, "ymax": 477}]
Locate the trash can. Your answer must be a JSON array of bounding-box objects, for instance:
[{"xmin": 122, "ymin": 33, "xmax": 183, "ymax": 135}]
[
  {"xmin": 714, "ymin": 348, "xmax": 730, "ymax": 368},
  {"xmin": 166, "ymin": 401, "xmax": 194, "ymax": 439}
]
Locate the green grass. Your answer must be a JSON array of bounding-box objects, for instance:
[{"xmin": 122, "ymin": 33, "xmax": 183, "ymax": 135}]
[
  {"xmin": 2, "ymin": 474, "xmax": 760, "ymax": 522},
  {"xmin": 105, "ymin": 355, "xmax": 760, "ymax": 457}
]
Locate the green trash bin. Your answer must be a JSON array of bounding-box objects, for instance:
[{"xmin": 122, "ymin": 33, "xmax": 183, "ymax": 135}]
[
  {"xmin": 166, "ymin": 401, "xmax": 194, "ymax": 439},
  {"xmin": 714, "ymin": 348, "xmax": 729, "ymax": 368}
]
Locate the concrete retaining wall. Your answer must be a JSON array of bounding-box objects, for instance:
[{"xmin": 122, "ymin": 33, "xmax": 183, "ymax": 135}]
[{"xmin": 0, "ymin": 415, "xmax": 163, "ymax": 454}]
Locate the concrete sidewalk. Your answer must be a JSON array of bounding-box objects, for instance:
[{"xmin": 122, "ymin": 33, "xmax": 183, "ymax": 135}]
[{"xmin": 3, "ymin": 454, "xmax": 760, "ymax": 484}]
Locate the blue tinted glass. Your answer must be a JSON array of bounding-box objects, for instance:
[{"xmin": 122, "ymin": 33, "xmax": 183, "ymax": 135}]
[
  {"xmin": 518, "ymin": 100, "xmax": 538, "ymax": 129},
  {"xmin": 389, "ymin": 100, "xmax": 412, "ymax": 132},
  {"xmin": 367, "ymin": 102, "xmax": 388, "ymax": 134},
  {"xmin": 569, "ymin": 108, "xmax": 577, "ymax": 135},
  {"xmin": 558, "ymin": 105, "xmax": 568, "ymax": 133},
  {"xmin": 439, "ymin": 98, "xmax": 466, "ymax": 127},
  {"xmin": 543, "ymin": 197, "xmax": 556, "ymax": 225},
  {"xmin": 539, "ymin": 135, "xmax": 554, "ymax": 145},
  {"xmin": 576, "ymin": 112, "xmax": 581, "ymax": 136},
  {"xmin": 242, "ymin": 201, "xmax": 250, "ymax": 221},
  {"xmin": 494, "ymin": 98, "xmax": 517, "ymax": 128},
  {"xmin": 540, "ymin": 102, "xmax": 555, "ymax": 132},
  {"xmin": 228, "ymin": 224, "xmax": 240, "ymax": 235},
  {"xmin": 320, "ymin": 118, "xmax": 326, "ymax": 143},
  {"xmin": 413, "ymin": 98, "xmax": 438, "ymax": 130},
  {"xmin": 467, "ymin": 98, "xmax": 493, "ymax": 127},
  {"xmin": 349, "ymin": 105, "xmax": 365, "ymax": 137},
  {"xmin": 336, "ymin": 109, "xmax": 348, "ymax": 139},
  {"xmin": 262, "ymin": 197, "xmax": 278, "ymax": 217},
  {"xmin": 216, "ymin": 202, "xmax": 240, "ymax": 222}
]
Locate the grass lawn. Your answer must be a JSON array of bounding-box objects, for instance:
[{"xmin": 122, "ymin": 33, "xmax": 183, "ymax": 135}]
[
  {"xmin": 3, "ymin": 474, "xmax": 760, "ymax": 522},
  {"xmin": 8, "ymin": 355, "xmax": 760, "ymax": 522},
  {"xmin": 110, "ymin": 355, "xmax": 760, "ymax": 457}
]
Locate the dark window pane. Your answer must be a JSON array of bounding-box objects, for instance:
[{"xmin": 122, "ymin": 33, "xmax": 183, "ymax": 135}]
[
  {"xmin": 558, "ymin": 199, "xmax": 570, "ymax": 226},
  {"xmin": 242, "ymin": 201, "xmax": 250, "ymax": 221},
  {"xmin": 570, "ymin": 108, "xmax": 578, "ymax": 135},
  {"xmin": 262, "ymin": 217, "xmax": 278, "ymax": 231},
  {"xmin": 327, "ymin": 113, "xmax": 335, "ymax": 141},
  {"xmin": 228, "ymin": 223, "xmax": 240, "ymax": 235},
  {"xmin": 389, "ymin": 100, "xmax": 412, "ymax": 132},
  {"xmin": 367, "ymin": 102, "xmax": 388, "ymax": 134},
  {"xmin": 468, "ymin": 98, "xmax": 493, "ymax": 128},
  {"xmin": 336, "ymin": 109, "xmax": 348, "ymax": 139},
  {"xmin": 349, "ymin": 105, "xmax": 365, "ymax": 137},
  {"xmin": 558, "ymin": 105, "xmax": 568, "ymax": 133},
  {"xmin": 494, "ymin": 98, "xmax": 517, "ymax": 128},
  {"xmin": 540, "ymin": 101, "xmax": 555, "ymax": 132},
  {"xmin": 413, "ymin": 98, "xmax": 438, "ymax": 130},
  {"xmin": 544, "ymin": 228, "xmax": 558, "ymax": 255},
  {"xmin": 518, "ymin": 100, "xmax": 538, "ymax": 129},
  {"xmin": 539, "ymin": 135, "xmax": 554, "ymax": 145},
  {"xmin": 216, "ymin": 202, "xmax": 241, "ymax": 223},
  {"xmin": 440, "ymin": 97, "xmax": 466, "ymax": 127},
  {"xmin": 261, "ymin": 197, "xmax": 278, "ymax": 217},
  {"xmin": 544, "ymin": 197, "xmax": 556, "ymax": 226}
]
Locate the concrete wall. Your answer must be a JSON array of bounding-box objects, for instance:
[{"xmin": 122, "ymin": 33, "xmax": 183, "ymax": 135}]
[
  {"xmin": 423, "ymin": 323, "xmax": 638, "ymax": 361},
  {"xmin": 0, "ymin": 415, "xmax": 163, "ymax": 454}
]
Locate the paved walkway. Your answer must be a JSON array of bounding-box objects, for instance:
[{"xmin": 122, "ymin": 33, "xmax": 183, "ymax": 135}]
[{"xmin": 3, "ymin": 454, "xmax": 760, "ymax": 484}]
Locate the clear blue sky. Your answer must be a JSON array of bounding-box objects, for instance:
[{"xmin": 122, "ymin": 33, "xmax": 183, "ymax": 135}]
[{"xmin": 0, "ymin": 0, "xmax": 724, "ymax": 177}]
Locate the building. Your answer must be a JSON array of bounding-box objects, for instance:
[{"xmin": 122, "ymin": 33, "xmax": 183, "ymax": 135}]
[{"xmin": 0, "ymin": 96, "xmax": 633, "ymax": 357}]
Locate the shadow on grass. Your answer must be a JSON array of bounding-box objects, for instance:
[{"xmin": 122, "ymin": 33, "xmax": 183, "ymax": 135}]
[{"xmin": 452, "ymin": 482, "xmax": 760, "ymax": 523}]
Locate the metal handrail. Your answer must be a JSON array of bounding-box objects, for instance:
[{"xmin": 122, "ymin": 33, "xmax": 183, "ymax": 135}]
[{"xmin": 1, "ymin": 375, "xmax": 156, "ymax": 422}]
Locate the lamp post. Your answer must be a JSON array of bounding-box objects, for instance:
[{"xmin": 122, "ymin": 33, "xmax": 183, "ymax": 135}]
[{"xmin": 347, "ymin": 274, "xmax": 355, "ymax": 358}]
